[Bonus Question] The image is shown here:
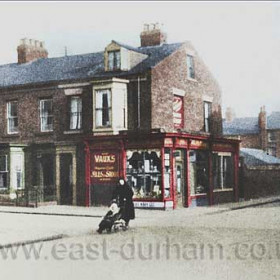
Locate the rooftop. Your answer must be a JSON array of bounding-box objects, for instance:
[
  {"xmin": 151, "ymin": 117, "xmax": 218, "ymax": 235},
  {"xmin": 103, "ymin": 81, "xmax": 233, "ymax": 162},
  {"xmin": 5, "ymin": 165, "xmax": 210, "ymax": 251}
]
[
  {"xmin": 0, "ymin": 42, "xmax": 183, "ymax": 89},
  {"xmin": 240, "ymin": 148, "xmax": 280, "ymax": 166},
  {"xmin": 223, "ymin": 117, "xmax": 259, "ymax": 135}
]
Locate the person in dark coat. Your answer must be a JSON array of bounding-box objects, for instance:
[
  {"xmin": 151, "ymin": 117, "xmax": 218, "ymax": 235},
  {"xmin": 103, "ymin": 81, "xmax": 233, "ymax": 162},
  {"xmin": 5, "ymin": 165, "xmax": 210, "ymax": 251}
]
[{"xmin": 112, "ymin": 178, "xmax": 135, "ymax": 227}]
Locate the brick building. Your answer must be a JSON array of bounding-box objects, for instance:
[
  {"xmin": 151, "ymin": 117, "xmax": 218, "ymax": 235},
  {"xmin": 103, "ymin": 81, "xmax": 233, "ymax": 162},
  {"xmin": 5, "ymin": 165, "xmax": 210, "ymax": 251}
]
[
  {"xmin": 0, "ymin": 25, "xmax": 239, "ymax": 208},
  {"xmin": 224, "ymin": 106, "xmax": 280, "ymax": 158}
]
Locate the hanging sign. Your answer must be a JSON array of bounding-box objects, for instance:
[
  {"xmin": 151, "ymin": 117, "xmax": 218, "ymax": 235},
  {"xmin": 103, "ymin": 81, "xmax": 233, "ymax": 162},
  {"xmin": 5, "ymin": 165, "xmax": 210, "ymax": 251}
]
[
  {"xmin": 173, "ymin": 95, "xmax": 184, "ymax": 129},
  {"xmin": 91, "ymin": 151, "xmax": 119, "ymax": 184}
]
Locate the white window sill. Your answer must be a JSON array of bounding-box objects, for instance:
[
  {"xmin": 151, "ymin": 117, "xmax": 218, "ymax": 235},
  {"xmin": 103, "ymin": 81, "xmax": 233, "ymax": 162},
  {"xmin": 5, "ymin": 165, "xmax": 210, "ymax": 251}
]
[
  {"xmin": 213, "ymin": 188, "xmax": 234, "ymax": 192},
  {"xmin": 187, "ymin": 77, "xmax": 197, "ymax": 83},
  {"xmin": 64, "ymin": 130, "xmax": 84, "ymax": 135}
]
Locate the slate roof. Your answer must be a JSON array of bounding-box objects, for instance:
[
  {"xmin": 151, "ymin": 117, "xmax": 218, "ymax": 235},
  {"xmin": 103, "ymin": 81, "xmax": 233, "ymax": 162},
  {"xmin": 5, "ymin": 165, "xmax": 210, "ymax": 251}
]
[
  {"xmin": 0, "ymin": 42, "xmax": 183, "ymax": 89},
  {"xmin": 240, "ymin": 148, "xmax": 280, "ymax": 166},
  {"xmin": 223, "ymin": 111, "xmax": 280, "ymax": 135},
  {"xmin": 267, "ymin": 112, "xmax": 280, "ymax": 130},
  {"xmin": 223, "ymin": 117, "xmax": 259, "ymax": 135}
]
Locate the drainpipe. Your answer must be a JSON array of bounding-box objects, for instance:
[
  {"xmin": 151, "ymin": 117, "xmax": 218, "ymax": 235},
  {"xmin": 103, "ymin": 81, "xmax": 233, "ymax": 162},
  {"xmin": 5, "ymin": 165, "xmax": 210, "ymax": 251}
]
[{"xmin": 137, "ymin": 76, "xmax": 141, "ymax": 129}]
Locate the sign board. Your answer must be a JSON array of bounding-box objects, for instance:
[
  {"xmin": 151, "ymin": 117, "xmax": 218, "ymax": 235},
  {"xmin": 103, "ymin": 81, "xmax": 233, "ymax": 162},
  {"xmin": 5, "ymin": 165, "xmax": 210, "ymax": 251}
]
[
  {"xmin": 91, "ymin": 151, "xmax": 119, "ymax": 184},
  {"xmin": 173, "ymin": 95, "xmax": 184, "ymax": 129},
  {"xmin": 133, "ymin": 201, "xmax": 165, "ymax": 208}
]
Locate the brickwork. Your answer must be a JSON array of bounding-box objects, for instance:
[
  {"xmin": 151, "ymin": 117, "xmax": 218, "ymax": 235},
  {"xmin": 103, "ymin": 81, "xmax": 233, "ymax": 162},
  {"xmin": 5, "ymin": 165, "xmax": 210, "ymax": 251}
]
[
  {"xmin": 17, "ymin": 39, "xmax": 48, "ymax": 64},
  {"xmin": 241, "ymin": 166, "xmax": 280, "ymax": 199},
  {"xmin": 151, "ymin": 42, "xmax": 223, "ymax": 135}
]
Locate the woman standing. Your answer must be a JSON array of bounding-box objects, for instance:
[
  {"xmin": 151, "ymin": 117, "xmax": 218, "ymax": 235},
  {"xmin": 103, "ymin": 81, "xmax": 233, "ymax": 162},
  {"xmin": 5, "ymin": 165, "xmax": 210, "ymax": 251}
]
[{"xmin": 112, "ymin": 178, "xmax": 135, "ymax": 227}]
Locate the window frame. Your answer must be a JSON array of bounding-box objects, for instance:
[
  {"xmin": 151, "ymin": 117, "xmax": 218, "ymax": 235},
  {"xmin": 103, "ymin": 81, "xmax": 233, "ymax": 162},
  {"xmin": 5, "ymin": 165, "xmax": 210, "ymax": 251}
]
[
  {"xmin": 187, "ymin": 54, "xmax": 195, "ymax": 79},
  {"xmin": 7, "ymin": 101, "xmax": 19, "ymax": 134},
  {"xmin": 0, "ymin": 155, "xmax": 8, "ymax": 189},
  {"xmin": 95, "ymin": 89, "xmax": 112, "ymax": 128},
  {"xmin": 69, "ymin": 96, "xmax": 82, "ymax": 130},
  {"xmin": 203, "ymin": 101, "xmax": 212, "ymax": 133},
  {"xmin": 39, "ymin": 99, "xmax": 53, "ymax": 132},
  {"xmin": 108, "ymin": 50, "xmax": 121, "ymax": 71}
]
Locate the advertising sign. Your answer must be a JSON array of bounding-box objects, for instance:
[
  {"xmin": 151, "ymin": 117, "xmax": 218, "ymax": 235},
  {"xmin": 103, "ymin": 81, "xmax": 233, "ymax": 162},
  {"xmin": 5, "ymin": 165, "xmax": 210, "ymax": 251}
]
[
  {"xmin": 91, "ymin": 151, "xmax": 119, "ymax": 184},
  {"xmin": 173, "ymin": 95, "xmax": 184, "ymax": 129}
]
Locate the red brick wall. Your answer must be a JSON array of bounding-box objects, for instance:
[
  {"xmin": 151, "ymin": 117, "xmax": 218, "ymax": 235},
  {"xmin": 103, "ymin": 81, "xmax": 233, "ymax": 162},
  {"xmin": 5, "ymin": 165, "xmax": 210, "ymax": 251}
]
[
  {"xmin": 151, "ymin": 42, "xmax": 223, "ymax": 135},
  {"xmin": 0, "ymin": 85, "xmax": 92, "ymax": 144},
  {"xmin": 239, "ymin": 134, "xmax": 261, "ymax": 149}
]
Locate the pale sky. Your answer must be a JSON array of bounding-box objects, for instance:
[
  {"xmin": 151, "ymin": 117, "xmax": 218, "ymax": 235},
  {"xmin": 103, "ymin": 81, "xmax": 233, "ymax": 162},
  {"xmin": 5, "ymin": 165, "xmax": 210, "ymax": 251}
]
[{"xmin": 0, "ymin": 1, "xmax": 279, "ymax": 118}]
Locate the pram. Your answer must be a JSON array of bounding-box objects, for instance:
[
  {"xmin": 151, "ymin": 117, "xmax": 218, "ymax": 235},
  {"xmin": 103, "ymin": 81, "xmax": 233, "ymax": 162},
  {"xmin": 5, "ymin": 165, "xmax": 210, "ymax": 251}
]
[{"xmin": 97, "ymin": 200, "xmax": 127, "ymax": 234}]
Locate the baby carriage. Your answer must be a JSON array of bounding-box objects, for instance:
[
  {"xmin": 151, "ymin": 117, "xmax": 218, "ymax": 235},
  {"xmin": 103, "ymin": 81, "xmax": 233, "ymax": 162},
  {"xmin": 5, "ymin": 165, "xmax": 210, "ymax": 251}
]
[{"xmin": 97, "ymin": 200, "xmax": 127, "ymax": 234}]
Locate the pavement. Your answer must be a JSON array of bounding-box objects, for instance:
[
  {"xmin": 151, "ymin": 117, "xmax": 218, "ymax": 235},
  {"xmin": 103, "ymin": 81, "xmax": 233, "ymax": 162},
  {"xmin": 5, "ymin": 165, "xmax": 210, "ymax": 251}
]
[
  {"xmin": 0, "ymin": 195, "xmax": 279, "ymax": 247},
  {"xmin": 0, "ymin": 195, "xmax": 279, "ymax": 280}
]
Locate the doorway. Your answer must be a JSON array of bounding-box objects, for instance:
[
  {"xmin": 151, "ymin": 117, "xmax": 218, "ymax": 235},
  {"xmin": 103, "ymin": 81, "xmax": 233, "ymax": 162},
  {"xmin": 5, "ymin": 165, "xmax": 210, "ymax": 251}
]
[{"xmin": 60, "ymin": 154, "xmax": 73, "ymax": 205}]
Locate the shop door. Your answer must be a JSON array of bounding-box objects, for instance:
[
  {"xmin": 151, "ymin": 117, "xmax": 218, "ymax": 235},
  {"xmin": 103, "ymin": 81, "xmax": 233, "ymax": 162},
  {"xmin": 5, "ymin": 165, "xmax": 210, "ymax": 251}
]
[{"xmin": 175, "ymin": 150, "xmax": 186, "ymax": 207}]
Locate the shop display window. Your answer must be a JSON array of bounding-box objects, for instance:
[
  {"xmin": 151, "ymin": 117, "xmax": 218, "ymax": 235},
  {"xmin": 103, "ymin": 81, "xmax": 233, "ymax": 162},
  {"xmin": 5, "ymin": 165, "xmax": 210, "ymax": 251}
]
[
  {"xmin": 126, "ymin": 150, "xmax": 162, "ymax": 199},
  {"xmin": 190, "ymin": 150, "xmax": 209, "ymax": 195},
  {"xmin": 213, "ymin": 152, "xmax": 234, "ymax": 190},
  {"xmin": 164, "ymin": 148, "xmax": 172, "ymax": 198}
]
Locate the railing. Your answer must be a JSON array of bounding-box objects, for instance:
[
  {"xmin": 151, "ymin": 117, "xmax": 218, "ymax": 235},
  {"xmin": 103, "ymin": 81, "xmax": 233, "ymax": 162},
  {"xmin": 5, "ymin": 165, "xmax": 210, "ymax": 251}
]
[{"xmin": 16, "ymin": 185, "xmax": 57, "ymax": 207}]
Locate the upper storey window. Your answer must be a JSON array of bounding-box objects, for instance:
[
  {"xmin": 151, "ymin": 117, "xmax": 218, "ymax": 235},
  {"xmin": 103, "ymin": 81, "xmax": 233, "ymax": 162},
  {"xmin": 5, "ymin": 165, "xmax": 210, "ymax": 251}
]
[
  {"xmin": 187, "ymin": 54, "xmax": 195, "ymax": 79},
  {"xmin": 70, "ymin": 96, "xmax": 82, "ymax": 130},
  {"xmin": 108, "ymin": 51, "xmax": 120, "ymax": 71},
  {"xmin": 7, "ymin": 101, "xmax": 19, "ymax": 134},
  {"xmin": 95, "ymin": 89, "xmax": 112, "ymax": 128},
  {"xmin": 40, "ymin": 99, "xmax": 53, "ymax": 132}
]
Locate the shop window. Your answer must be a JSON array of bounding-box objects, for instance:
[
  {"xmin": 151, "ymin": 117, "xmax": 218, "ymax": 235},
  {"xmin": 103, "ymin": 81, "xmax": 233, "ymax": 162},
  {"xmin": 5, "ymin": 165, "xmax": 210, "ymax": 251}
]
[
  {"xmin": 190, "ymin": 150, "xmax": 209, "ymax": 195},
  {"xmin": 95, "ymin": 89, "xmax": 111, "ymax": 127},
  {"xmin": 126, "ymin": 150, "xmax": 162, "ymax": 199},
  {"xmin": 187, "ymin": 54, "xmax": 195, "ymax": 79},
  {"xmin": 40, "ymin": 99, "xmax": 53, "ymax": 132},
  {"xmin": 0, "ymin": 155, "xmax": 8, "ymax": 189},
  {"xmin": 204, "ymin": 101, "xmax": 212, "ymax": 133},
  {"xmin": 7, "ymin": 101, "xmax": 19, "ymax": 134},
  {"xmin": 164, "ymin": 149, "xmax": 172, "ymax": 198},
  {"xmin": 108, "ymin": 50, "xmax": 120, "ymax": 71},
  {"xmin": 70, "ymin": 96, "xmax": 82, "ymax": 130},
  {"xmin": 213, "ymin": 153, "xmax": 234, "ymax": 190}
]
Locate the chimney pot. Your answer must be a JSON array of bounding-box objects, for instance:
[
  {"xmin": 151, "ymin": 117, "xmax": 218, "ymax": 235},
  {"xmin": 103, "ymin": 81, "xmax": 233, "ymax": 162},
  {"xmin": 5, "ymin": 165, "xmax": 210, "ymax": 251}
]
[
  {"xmin": 17, "ymin": 37, "xmax": 48, "ymax": 64},
  {"xmin": 140, "ymin": 22, "xmax": 167, "ymax": 47}
]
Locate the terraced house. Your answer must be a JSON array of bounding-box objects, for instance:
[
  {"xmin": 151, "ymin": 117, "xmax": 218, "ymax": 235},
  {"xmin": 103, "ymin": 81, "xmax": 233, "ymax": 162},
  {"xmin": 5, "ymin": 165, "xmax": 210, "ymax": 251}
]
[{"xmin": 0, "ymin": 24, "xmax": 239, "ymax": 209}]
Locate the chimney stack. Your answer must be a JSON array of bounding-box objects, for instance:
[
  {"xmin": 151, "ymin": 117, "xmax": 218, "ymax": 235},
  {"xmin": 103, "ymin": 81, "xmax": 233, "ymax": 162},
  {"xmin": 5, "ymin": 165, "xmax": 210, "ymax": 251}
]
[
  {"xmin": 17, "ymin": 38, "xmax": 48, "ymax": 64},
  {"xmin": 140, "ymin": 23, "xmax": 167, "ymax": 47},
  {"xmin": 258, "ymin": 105, "xmax": 267, "ymax": 150},
  {"xmin": 225, "ymin": 107, "xmax": 236, "ymax": 122}
]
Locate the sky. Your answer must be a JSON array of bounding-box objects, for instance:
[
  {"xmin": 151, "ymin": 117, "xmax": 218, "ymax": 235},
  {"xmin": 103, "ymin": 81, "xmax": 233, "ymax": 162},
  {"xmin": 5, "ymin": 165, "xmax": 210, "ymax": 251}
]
[{"xmin": 0, "ymin": 1, "xmax": 279, "ymax": 118}]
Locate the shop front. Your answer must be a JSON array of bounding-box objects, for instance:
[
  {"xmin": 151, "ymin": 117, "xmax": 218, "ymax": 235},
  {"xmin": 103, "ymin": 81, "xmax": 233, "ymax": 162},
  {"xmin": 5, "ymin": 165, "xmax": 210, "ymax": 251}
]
[{"xmin": 84, "ymin": 132, "xmax": 240, "ymax": 209}]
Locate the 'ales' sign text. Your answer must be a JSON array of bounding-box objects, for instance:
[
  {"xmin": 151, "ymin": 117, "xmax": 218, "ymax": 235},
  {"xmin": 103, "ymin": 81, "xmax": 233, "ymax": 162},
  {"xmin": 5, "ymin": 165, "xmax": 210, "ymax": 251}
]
[{"xmin": 91, "ymin": 152, "xmax": 119, "ymax": 184}]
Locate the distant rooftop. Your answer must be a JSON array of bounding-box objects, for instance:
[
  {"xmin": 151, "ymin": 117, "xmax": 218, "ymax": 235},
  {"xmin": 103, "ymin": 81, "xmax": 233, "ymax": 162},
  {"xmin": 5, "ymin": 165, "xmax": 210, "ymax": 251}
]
[
  {"xmin": 223, "ymin": 111, "xmax": 280, "ymax": 135},
  {"xmin": 240, "ymin": 148, "xmax": 280, "ymax": 166},
  {"xmin": 223, "ymin": 117, "xmax": 259, "ymax": 135}
]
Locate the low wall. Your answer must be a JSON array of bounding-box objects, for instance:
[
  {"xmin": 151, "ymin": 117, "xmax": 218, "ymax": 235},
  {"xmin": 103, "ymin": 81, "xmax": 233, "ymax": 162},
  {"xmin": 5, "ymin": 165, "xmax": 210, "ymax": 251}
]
[{"xmin": 241, "ymin": 165, "xmax": 280, "ymax": 199}]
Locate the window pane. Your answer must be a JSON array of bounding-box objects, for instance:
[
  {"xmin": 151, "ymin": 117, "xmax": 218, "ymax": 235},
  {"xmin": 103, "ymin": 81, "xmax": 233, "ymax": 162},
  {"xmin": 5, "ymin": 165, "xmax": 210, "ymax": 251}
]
[
  {"xmin": 190, "ymin": 150, "xmax": 209, "ymax": 195},
  {"xmin": 95, "ymin": 90, "xmax": 111, "ymax": 127},
  {"xmin": 213, "ymin": 153, "xmax": 234, "ymax": 190},
  {"xmin": 40, "ymin": 100, "xmax": 53, "ymax": 131},
  {"xmin": 126, "ymin": 150, "xmax": 162, "ymax": 200},
  {"xmin": 7, "ymin": 101, "xmax": 19, "ymax": 134},
  {"xmin": 108, "ymin": 52, "xmax": 114, "ymax": 70},
  {"xmin": 115, "ymin": 51, "xmax": 120, "ymax": 69},
  {"xmin": 70, "ymin": 97, "xmax": 82, "ymax": 130},
  {"xmin": 187, "ymin": 55, "xmax": 195, "ymax": 79},
  {"xmin": 0, "ymin": 156, "xmax": 7, "ymax": 172}
]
